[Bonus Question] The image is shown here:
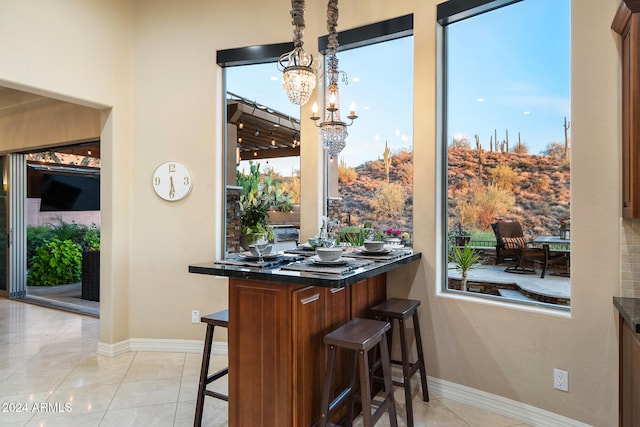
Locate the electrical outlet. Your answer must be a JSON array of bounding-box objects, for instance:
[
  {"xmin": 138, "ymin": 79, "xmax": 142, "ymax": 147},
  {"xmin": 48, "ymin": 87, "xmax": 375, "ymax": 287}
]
[
  {"xmin": 191, "ymin": 310, "xmax": 200, "ymax": 324},
  {"xmin": 554, "ymin": 368, "xmax": 568, "ymax": 392}
]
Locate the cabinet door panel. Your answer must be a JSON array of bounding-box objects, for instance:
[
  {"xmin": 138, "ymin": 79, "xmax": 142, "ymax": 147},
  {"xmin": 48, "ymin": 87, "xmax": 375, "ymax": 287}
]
[
  {"xmin": 229, "ymin": 279, "xmax": 293, "ymax": 427},
  {"xmin": 292, "ymin": 286, "xmax": 325, "ymax": 426}
]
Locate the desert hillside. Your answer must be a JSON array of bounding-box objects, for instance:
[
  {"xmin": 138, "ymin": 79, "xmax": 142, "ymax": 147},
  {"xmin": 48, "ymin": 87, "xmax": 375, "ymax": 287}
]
[{"xmin": 337, "ymin": 147, "xmax": 570, "ymax": 238}]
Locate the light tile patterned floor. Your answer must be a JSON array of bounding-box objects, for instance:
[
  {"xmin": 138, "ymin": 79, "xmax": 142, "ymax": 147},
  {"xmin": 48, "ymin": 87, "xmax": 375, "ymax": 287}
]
[{"xmin": 0, "ymin": 297, "xmax": 529, "ymax": 426}]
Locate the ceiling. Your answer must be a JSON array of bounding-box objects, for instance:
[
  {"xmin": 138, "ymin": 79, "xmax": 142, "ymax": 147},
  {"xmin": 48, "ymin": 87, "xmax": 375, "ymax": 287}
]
[
  {"xmin": 227, "ymin": 93, "xmax": 300, "ymax": 161},
  {"xmin": 0, "ymin": 86, "xmax": 101, "ymax": 159}
]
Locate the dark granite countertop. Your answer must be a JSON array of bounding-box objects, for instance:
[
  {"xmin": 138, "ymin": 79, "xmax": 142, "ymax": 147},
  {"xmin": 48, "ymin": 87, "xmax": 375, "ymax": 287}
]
[
  {"xmin": 189, "ymin": 251, "xmax": 421, "ymax": 288},
  {"xmin": 614, "ymin": 297, "xmax": 640, "ymax": 333}
]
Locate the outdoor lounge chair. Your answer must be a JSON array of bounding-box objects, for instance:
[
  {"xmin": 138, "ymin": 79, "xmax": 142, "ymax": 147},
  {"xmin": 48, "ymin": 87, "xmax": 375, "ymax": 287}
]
[{"xmin": 491, "ymin": 220, "xmax": 548, "ymax": 278}]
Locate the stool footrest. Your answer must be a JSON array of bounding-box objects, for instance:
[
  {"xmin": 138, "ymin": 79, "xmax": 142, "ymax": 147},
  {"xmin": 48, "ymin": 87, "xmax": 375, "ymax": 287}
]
[
  {"xmin": 328, "ymin": 386, "xmax": 354, "ymax": 414},
  {"xmin": 203, "ymin": 389, "xmax": 228, "ymax": 402},
  {"xmin": 205, "ymin": 367, "xmax": 229, "ymax": 385}
]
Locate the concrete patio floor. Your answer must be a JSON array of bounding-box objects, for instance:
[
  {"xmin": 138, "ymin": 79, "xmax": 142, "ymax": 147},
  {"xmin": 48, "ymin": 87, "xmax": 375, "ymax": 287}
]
[
  {"xmin": 448, "ymin": 263, "xmax": 570, "ymax": 306},
  {"xmin": 25, "ymin": 282, "xmax": 99, "ymax": 317}
]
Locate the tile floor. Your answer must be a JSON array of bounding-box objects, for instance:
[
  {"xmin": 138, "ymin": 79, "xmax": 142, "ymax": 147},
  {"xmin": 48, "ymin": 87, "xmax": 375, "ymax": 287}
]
[{"xmin": 0, "ymin": 297, "xmax": 529, "ymax": 426}]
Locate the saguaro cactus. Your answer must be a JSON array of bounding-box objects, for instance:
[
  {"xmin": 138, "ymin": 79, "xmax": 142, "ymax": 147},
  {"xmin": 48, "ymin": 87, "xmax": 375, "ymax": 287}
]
[
  {"xmin": 563, "ymin": 116, "xmax": 571, "ymax": 159},
  {"xmin": 383, "ymin": 140, "xmax": 392, "ymax": 182}
]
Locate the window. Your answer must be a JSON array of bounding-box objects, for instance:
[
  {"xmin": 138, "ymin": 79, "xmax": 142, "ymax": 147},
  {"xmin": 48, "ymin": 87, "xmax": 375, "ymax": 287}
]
[
  {"xmin": 320, "ymin": 16, "xmax": 414, "ymax": 244},
  {"xmin": 218, "ymin": 43, "xmax": 302, "ymax": 254},
  {"xmin": 439, "ymin": 0, "xmax": 571, "ymax": 308}
]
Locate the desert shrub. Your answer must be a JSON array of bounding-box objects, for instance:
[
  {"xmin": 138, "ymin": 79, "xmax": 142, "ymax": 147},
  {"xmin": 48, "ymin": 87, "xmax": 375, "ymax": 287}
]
[
  {"xmin": 542, "ymin": 141, "xmax": 566, "ymax": 159},
  {"xmin": 532, "ymin": 175, "xmax": 551, "ymax": 192},
  {"xmin": 338, "ymin": 163, "xmax": 357, "ymax": 183},
  {"xmin": 458, "ymin": 181, "xmax": 515, "ymax": 229},
  {"xmin": 489, "ymin": 164, "xmax": 519, "ymax": 191},
  {"xmin": 511, "ymin": 142, "xmax": 529, "ymax": 154},
  {"xmin": 28, "ymin": 239, "xmax": 82, "ymax": 286},
  {"xmin": 450, "ymin": 136, "xmax": 471, "ymax": 149},
  {"xmin": 396, "ymin": 160, "xmax": 413, "ymax": 184},
  {"xmin": 370, "ymin": 182, "xmax": 406, "ymax": 218}
]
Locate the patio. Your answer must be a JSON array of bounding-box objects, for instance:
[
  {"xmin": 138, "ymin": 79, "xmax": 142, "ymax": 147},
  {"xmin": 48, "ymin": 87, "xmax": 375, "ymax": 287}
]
[
  {"xmin": 25, "ymin": 282, "xmax": 99, "ymax": 317},
  {"xmin": 448, "ymin": 263, "xmax": 570, "ymax": 307}
]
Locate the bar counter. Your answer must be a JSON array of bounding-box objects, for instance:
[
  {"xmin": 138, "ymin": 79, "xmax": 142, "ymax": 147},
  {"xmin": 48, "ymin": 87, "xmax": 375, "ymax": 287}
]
[{"xmin": 189, "ymin": 250, "xmax": 421, "ymax": 426}]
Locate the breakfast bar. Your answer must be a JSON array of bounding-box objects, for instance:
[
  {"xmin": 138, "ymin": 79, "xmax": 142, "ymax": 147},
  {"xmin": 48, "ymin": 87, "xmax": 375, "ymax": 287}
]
[{"xmin": 189, "ymin": 251, "xmax": 421, "ymax": 426}]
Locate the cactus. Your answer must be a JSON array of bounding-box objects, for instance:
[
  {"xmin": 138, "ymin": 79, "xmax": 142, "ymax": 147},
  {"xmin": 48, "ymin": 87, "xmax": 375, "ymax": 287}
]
[
  {"xmin": 505, "ymin": 129, "xmax": 509, "ymax": 152},
  {"xmin": 563, "ymin": 116, "xmax": 571, "ymax": 159},
  {"xmin": 383, "ymin": 140, "xmax": 392, "ymax": 182}
]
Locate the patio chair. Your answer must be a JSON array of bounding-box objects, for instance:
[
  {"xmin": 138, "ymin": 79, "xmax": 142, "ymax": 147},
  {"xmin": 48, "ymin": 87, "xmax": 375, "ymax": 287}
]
[{"xmin": 491, "ymin": 220, "xmax": 548, "ymax": 278}]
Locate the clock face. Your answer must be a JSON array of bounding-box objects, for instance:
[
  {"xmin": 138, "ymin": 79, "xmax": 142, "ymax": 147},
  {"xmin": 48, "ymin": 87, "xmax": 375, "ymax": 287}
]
[{"xmin": 152, "ymin": 161, "xmax": 192, "ymax": 201}]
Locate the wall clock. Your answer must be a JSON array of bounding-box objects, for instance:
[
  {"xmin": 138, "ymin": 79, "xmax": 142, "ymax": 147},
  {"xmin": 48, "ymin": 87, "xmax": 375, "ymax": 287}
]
[{"xmin": 152, "ymin": 161, "xmax": 192, "ymax": 201}]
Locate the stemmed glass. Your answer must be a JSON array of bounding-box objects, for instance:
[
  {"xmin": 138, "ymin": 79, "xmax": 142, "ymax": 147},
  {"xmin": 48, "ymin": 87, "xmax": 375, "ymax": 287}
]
[{"xmin": 253, "ymin": 232, "xmax": 269, "ymax": 264}]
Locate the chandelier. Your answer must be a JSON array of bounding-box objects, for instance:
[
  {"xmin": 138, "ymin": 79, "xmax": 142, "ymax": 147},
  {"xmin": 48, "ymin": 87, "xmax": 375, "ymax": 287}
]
[
  {"xmin": 278, "ymin": 0, "xmax": 316, "ymax": 106},
  {"xmin": 310, "ymin": 0, "xmax": 357, "ymax": 157}
]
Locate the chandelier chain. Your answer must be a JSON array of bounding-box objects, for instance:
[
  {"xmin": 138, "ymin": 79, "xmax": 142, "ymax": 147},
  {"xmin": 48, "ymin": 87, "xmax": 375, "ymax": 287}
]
[
  {"xmin": 290, "ymin": 0, "xmax": 306, "ymax": 48},
  {"xmin": 326, "ymin": 0, "xmax": 339, "ymax": 56}
]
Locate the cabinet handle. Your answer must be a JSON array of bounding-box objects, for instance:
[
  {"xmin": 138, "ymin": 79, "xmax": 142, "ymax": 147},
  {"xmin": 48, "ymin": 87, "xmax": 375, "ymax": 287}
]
[
  {"xmin": 330, "ymin": 287, "xmax": 345, "ymax": 294},
  {"xmin": 300, "ymin": 294, "xmax": 320, "ymax": 305}
]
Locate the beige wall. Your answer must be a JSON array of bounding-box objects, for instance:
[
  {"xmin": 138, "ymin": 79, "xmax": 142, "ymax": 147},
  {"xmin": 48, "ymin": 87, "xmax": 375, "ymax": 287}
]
[{"xmin": 0, "ymin": 0, "xmax": 624, "ymax": 424}]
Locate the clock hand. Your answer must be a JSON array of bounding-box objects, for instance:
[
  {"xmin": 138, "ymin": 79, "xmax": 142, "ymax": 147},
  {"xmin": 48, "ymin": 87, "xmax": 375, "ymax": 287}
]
[{"xmin": 169, "ymin": 176, "xmax": 175, "ymax": 198}]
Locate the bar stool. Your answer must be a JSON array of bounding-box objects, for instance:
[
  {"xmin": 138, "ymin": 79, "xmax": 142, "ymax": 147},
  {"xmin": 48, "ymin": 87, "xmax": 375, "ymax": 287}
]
[
  {"xmin": 369, "ymin": 298, "xmax": 428, "ymax": 427},
  {"xmin": 194, "ymin": 309, "xmax": 229, "ymax": 427},
  {"xmin": 319, "ymin": 317, "xmax": 398, "ymax": 427}
]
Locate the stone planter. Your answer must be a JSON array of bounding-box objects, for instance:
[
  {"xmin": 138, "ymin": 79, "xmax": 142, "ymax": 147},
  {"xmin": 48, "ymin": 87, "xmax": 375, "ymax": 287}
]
[{"xmin": 81, "ymin": 250, "xmax": 100, "ymax": 302}]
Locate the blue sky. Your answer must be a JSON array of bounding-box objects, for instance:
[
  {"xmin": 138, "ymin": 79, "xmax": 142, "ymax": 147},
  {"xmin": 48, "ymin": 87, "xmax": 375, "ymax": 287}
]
[
  {"xmin": 227, "ymin": 0, "xmax": 570, "ymax": 174},
  {"xmin": 447, "ymin": 0, "xmax": 571, "ymax": 154}
]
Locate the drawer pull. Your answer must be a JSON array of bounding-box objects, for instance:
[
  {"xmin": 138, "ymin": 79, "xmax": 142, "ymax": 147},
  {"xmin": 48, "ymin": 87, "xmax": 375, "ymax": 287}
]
[
  {"xmin": 301, "ymin": 294, "xmax": 320, "ymax": 305},
  {"xmin": 330, "ymin": 287, "xmax": 345, "ymax": 294}
]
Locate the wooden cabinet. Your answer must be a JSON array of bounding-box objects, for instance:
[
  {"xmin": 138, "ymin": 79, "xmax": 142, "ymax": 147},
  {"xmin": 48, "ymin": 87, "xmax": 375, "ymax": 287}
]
[
  {"xmin": 613, "ymin": 1, "xmax": 640, "ymax": 218},
  {"xmin": 228, "ymin": 275, "xmax": 387, "ymax": 427},
  {"xmin": 619, "ymin": 315, "xmax": 640, "ymax": 426}
]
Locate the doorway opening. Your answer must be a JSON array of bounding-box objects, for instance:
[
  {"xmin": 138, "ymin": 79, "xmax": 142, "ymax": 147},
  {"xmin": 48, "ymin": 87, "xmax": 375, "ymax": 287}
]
[{"xmin": 22, "ymin": 142, "xmax": 101, "ymax": 317}]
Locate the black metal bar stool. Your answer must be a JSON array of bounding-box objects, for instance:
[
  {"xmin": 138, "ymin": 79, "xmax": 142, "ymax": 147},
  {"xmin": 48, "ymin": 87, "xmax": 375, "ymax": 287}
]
[
  {"xmin": 369, "ymin": 298, "xmax": 428, "ymax": 427},
  {"xmin": 319, "ymin": 317, "xmax": 398, "ymax": 427},
  {"xmin": 194, "ymin": 309, "xmax": 229, "ymax": 427}
]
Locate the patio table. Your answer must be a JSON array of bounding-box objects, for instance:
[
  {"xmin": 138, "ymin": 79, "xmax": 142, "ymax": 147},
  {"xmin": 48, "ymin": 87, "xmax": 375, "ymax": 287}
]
[{"xmin": 533, "ymin": 236, "xmax": 570, "ymax": 277}]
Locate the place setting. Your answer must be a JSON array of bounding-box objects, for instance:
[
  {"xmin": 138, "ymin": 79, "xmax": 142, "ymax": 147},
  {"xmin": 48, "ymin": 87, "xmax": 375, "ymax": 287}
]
[
  {"xmin": 347, "ymin": 240, "xmax": 409, "ymax": 261},
  {"xmin": 216, "ymin": 235, "xmax": 303, "ymax": 268},
  {"xmin": 281, "ymin": 246, "xmax": 374, "ymax": 275}
]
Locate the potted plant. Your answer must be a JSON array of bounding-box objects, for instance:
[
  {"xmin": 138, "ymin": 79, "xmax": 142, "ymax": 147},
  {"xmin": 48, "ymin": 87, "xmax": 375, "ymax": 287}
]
[{"xmin": 448, "ymin": 244, "xmax": 481, "ymax": 292}]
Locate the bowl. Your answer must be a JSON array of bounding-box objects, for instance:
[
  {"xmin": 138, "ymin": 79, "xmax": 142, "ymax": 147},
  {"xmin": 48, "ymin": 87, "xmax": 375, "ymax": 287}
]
[
  {"xmin": 363, "ymin": 240, "xmax": 385, "ymax": 252},
  {"xmin": 316, "ymin": 247, "xmax": 343, "ymax": 262},
  {"xmin": 248, "ymin": 244, "xmax": 272, "ymax": 256}
]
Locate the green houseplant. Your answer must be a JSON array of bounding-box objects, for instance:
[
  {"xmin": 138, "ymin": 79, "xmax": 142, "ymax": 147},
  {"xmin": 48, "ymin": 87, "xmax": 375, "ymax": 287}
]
[{"xmin": 237, "ymin": 161, "xmax": 274, "ymax": 249}]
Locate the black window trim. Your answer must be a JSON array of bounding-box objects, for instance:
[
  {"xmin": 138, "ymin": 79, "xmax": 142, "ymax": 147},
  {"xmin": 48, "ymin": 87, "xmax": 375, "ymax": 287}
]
[{"xmin": 437, "ymin": 0, "xmax": 523, "ymax": 26}]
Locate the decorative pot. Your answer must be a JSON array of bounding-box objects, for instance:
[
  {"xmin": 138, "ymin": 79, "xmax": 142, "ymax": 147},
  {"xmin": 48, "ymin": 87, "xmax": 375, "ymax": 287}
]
[{"xmin": 455, "ymin": 235, "xmax": 471, "ymax": 246}]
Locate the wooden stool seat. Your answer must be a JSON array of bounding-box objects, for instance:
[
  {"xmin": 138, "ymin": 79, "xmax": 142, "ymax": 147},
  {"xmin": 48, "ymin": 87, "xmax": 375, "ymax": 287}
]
[
  {"xmin": 319, "ymin": 318, "xmax": 398, "ymax": 427},
  {"xmin": 369, "ymin": 298, "xmax": 429, "ymax": 427},
  {"xmin": 194, "ymin": 309, "xmax": 229, "ymax": 427}
]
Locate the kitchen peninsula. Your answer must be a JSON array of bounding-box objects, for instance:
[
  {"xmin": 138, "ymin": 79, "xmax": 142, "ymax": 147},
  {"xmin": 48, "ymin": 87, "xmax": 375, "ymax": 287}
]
[{"xmin": 189, "ymin": 251, "xmax": 421, "ymax": 426}]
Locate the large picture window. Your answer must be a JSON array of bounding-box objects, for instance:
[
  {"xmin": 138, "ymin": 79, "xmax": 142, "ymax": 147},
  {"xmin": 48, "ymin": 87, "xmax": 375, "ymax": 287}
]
[{"xmin": 439, "ymin": 0, "xmax": 571, "ymax": 308}]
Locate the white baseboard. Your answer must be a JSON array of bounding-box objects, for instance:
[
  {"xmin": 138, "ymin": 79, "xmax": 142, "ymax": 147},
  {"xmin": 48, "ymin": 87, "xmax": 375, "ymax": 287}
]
[
  {"xmin": 428, "ymin": 376, "xmax": 590, "ymax": 427},
  {"xmin": 97, "ymin": 338, "xmax": 227, "ymax": 357},
  {"xmin": 95, "ymin": 339, "xmax": 585, "ymax": 426}
]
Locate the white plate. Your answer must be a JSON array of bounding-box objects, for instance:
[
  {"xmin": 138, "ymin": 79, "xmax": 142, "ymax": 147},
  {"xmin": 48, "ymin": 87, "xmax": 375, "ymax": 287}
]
[
  {"xmin": 310, "ymin": 255, "xmax": 348, "ymax": 266},
  {"xmin": 239, "ymin": 252, "xmax": 280, "ymax": 261}
]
